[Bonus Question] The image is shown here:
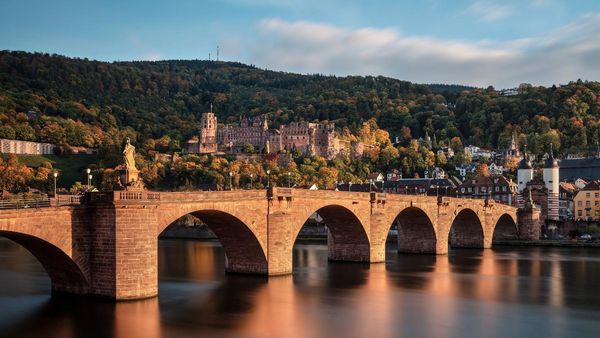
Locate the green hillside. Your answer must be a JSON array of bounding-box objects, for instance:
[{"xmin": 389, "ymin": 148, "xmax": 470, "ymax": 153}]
[{"xmin": 0, "ymin": 50, "xmax": 599, "ymax": 157}]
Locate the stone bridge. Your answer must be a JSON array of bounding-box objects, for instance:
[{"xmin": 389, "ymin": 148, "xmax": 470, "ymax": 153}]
[{"xmin": 0, "ymin": 188, "xmax": 535, "ymax": 300}]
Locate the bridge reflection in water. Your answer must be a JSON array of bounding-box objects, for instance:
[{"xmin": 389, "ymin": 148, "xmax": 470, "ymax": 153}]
[{"xmin": 1, "ymin": 239, "xmax": 600, "ymax": 338}]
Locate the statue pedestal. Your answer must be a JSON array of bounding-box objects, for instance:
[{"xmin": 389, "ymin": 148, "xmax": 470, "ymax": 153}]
[{"xmin": 115, "ymin": 166, "xmax": 145, "ymax": 190}]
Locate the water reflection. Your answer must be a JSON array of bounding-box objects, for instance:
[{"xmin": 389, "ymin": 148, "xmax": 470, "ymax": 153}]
[{"xmin": 1, "ymin": 238, "xmax": 600, "ymax": 338}]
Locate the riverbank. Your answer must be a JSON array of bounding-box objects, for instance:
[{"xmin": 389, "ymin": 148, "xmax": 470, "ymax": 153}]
[{"xmin": 494, "ymin": 239, "xmax": 600, "ymax": 248}]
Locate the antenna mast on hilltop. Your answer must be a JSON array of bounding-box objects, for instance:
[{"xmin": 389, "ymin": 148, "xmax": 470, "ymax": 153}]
[{"xmin": 217, "ymin": 45, "xmax": 220, "ymax": 61}]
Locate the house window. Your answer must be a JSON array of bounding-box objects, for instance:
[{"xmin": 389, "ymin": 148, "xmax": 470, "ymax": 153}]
[
  {"xmin": 578, "ymin": 210, "xmax": 582, "ymax": 216},
  {"xmin": 502, "ymin": 186, "xmax": 507, "ymax": 192},
  {"xmin": 578, "ymin": 201, "xmax": 582, "ymax": 207}
]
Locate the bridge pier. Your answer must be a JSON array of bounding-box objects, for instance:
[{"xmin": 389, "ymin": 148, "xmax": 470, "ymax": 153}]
[{"xmin": 89, "ymin": 191, "xmax": 161, "ymax": 300}]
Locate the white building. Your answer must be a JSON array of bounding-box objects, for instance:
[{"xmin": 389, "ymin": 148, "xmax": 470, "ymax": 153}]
[{"xmin": 0, "ymin": 139, "xmax": 55, "ymax": 155}]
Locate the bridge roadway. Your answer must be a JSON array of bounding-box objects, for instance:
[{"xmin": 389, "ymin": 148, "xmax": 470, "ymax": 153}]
[{"xmin": 0, "ymin": 188, "xmax": 531, "ymax": 300}]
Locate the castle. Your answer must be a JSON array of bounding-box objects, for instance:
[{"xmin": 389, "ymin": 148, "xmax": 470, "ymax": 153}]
[{"xmin": 186, "ymin": 110, "xmax": 350, "ymax": 159}]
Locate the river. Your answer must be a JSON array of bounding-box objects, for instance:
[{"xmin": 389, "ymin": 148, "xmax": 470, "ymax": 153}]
[{"xmin": 0, "ymin": 238, "xmax": 599, "ymax": 338}]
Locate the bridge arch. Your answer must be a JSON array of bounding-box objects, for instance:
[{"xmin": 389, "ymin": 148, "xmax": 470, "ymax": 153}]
[
  {"xmin": 492, "ymin": 213, "xmax": 518, "ymax": 242},
  {"xmin": 158, "ymin": 209, "xmax": 268, "ymax": 274},
  {"xmin": 391, "ymin": 207, "xmax": 438, "ymax": 254},
  {"xmin": 0, "ymin": 231, "xmax": 90, "ymax": 295},
  {"xmin": 449, "ymin": 208, "xmax": 485, "ymax": 248},
  {"xmin": 292, "ymin": 204, "xmax": 371, "ymax": 262}
]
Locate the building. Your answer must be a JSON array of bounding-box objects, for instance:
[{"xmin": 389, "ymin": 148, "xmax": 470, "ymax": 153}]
[
  {"xmin": 559, "ymin": 182, "xmax": 577, "ymax": 221},
  {"xmin": 386, "ymin": 169, "xmax": 402, "ymax": 181},
  {"xmin": 516, "ymin": 150, "xmax": 560, "ymax": 221},
  {"xmin": 187, "ymin": 111, "xmax": 347, "ymax": 159},
  {"xmin": 559, "ymin": 157, "xmax": 600, "ymax": 181},
  {"xmin": 488, "ymin": 163, "xmax": 504, "ymax": 175},
  {"xmin": 455, "ymin": 163, "xmax": 477, "ymax": 178},
  {"xmin": 457, "ymin": 174, "xmax": 518, "ymax": 205},
  {"xmin": 542, "ymin": 149, "xmax": 560, "ymax": 221},
  {"xmin": 465, "ymin": 145, "xmax": 495, "ymax": 160},
  {"xmin": 217, "ymin": 115, "xmax": 269, "ymax": 153},
  {"xmin": 502, "ymin": 134, "xmax": 522, "ymax": 163},
  {"xmin": 198, "ymin": 110, "xmax": 218, "ymax": 153},
  {"xmin": 0, "ymin": 138, "xmax": 55, "ymax": 155},
  {"xmin": 436, "ymin": 147, "xmax": 454, "ymax": 159},
  {"xmin": 573, "ymin": 180, "xmax": 600, "ymax": 221},
  {"xmin": 382, "ymin": 178, "xmax": 458, "ymax": 196},
  {"xmin": 367, "ymin": 172, "xmax": 384, "ymax": 182}
]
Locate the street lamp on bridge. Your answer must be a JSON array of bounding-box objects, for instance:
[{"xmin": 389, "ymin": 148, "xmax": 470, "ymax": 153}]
[
  {"xmin": 229, "ymin": 172, "xmax": 233, "ymax": 190},
  {"xmin": 53, "ymin": 171, "xmax": 58, "ymax": 197},
  {"xmin": 266, "ymin": 170, "xmax": 271, "ymax": 188},
  {"xmin": 86, "ymin": 168, "xmax": 91, "ymax": 190},
  {"xmin": 287, "ymin": 171, "xmax": 291, "ymax": 188},
  {"xmin": 250, "ymin": 173, "xmax": 253, "ymax": 189}
]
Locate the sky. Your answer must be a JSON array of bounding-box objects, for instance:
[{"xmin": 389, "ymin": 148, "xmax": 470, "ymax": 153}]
[{"xmin": 2, "ymin": 0, "xmax": 600, "ymax": 88}]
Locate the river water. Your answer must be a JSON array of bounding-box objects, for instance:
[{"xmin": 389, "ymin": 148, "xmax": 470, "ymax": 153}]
[{"xmin": 0, "ymin": 238, "xmax": 599, "ymax": 338}]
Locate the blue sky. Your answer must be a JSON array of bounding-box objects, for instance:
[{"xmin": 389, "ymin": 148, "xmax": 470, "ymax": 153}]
[{"xmin": 2, "ymin": 0, "xmax": 600, "ymax": 88}]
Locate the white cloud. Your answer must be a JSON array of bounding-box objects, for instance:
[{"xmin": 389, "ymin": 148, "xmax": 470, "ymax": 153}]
[
  {"xmin": 466, "ymin": 1, "xmax": 513, "ymax": 22},
  {"xmin": 244, "ymin": 15, "xmax": 600, "ymax": 88}
]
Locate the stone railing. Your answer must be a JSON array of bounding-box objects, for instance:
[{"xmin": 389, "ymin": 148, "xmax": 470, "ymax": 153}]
[
  {"xmin": 0, "ymin": 197, "xmax": 51, "ymax": 210},
  {"xmin": 88, "ymin": 190, "xmax": 162, "ymax": 203},
  {"xmin": 54, "ymin": 194, "xmax": 84, "ymax": 206}
]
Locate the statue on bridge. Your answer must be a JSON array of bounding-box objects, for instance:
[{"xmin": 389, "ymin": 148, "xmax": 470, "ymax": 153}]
[
  {"xmin": 116, "ymin": 138, "xmax": 144, "ymax": 190},
  {"xmin": 123, "ymin": 137, "xmax": 137, "ymax": 170}
]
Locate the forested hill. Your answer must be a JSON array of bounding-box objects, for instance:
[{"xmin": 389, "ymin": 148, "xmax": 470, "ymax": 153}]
[{"xmin": 0, "ymin": 50, "xmax": 599, "ymax": 156}]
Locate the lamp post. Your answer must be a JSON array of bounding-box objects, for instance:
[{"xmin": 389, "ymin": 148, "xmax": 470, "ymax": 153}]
[
  {"xmin": 229, "ymin": 172, "xmax": 233, "ymax": 190},
  {"xmin": 250, "ymin": 174, "xmax": 254, "ymax": 190},
  {"xmin": 349, "ymin": 182, "xmax": 352, "ymax": 192},
  {"xmin": 369, "ymin": 179, "xmax": 373, "ymax": 193},
  {"xmin": 88, "ymin": 174, "xmax": 93, "ymax": 191},
  {"xmin": 287, "ymin": 171, "xmax": 291, "ymax": 188},
  {"xmin": 266, "ymin": 170, "xmax": 271, "ymax": 188},
  {"xmin": 86, "ymin": 168, "xmax": 91, "ymax": 190},
  {"xmin": 53, "ymin": 171, "xmax": 58, "ymax": 197}
]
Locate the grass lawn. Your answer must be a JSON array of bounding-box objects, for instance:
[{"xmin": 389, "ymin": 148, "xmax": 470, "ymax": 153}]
[{"xmin": 1, "ymin": 153, "xmax": 100, "ymax": 188}]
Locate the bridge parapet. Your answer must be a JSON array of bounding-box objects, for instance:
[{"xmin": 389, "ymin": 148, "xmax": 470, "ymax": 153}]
[{"xmin": 88, "ymin": 190, "xmax": 161, "ymax": 204}]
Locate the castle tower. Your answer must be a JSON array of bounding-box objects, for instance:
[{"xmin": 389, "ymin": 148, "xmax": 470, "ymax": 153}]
[
  {"xmin": 517, "ymin": 154, "xmax": 533, "ymax": 193},
  {"xmin": 543, "ymin": 144, "xmax": 559, "ymax": 221},
  {"xmin": 198, "ymin": 107, "xmax": 218, "ymax": 154}
]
